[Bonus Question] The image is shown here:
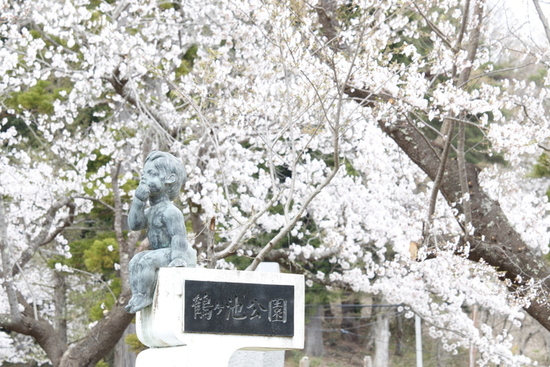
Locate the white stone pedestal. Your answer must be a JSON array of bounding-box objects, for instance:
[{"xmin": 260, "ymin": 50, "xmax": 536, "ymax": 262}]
[{"xmin": 135, "ymin": 267, "xmax": 304, "ymax": 367}]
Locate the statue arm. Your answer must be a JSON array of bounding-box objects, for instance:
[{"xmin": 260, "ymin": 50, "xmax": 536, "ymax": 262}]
[
  {"xmin": 128, "ymin": 198, "xmax": 147, "ymax": 230},
  {"xmin": 166, "ymin": 208, "xmax": 189, "ymax": 267}
]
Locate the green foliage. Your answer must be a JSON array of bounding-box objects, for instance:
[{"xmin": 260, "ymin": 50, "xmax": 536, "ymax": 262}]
[
  {"xmin": 6, "ymin": 80, "xmax": 70, "ymax": 115},
  {"xmin": 87, "ymin": 0, "xmax": 116, "ymax": 9},
  {"xmin": 458, "ymin": 120, "xmax": 505, "ymax": 166},
  {"xmin": 337, "ymin": 1, "xmax": 362, "ymax": 25},
  {"xmin": 89, "ymin": 277, "xmax": 122, "ymax": 321},
  {"xmin": 532, "ymin": 153, "xmax": 550, "ymax": 178},
  {"xmin": 158, "ymin": 1, "xmax": 182, "ymax": 10},
  {"xmin": 0, "ymin": 115, "xmax": 37, "ymax": 149},
  {"xmin": 74, "ymin": 104, "xmax": 113, "ymax": 128},
  {"xmin": 419, "ymin": 114, "xmax": 505, "ymax": 166},
  {"xmin": 528, "ymin": 67, "xmax": 548, "ymax": 87},
  {"xmin": 344, "ymin": 159, "xmax": 359, "ymax": 177},
  {"xmin": 83, "ymin": 153, "xmax": 139, "ymax": 227},
  {"xmin": 175, "ymin": 44, "xmax": 199, "ymax": 78},
  {"xmin": 84, "ymin": 238, "xmax": 119, "ymax": 275},
  {"xmin": 86, "ymin": 149, "xmax": 112, "ymax": 176},
  {"xmin": 48, "ymin": 232, "xmax": 116, "ymax": 271},
  {"xmin": 2, "ymin": 77, "xmax": 73, "ymax": 151},
  {"xmin": 305, "ymin": 283, "xmax": 331, "ymax": 315},
  {"xmin": 48, "ymin": 232, "xmax": 123, "ymax": 321},
  {"xmin": 531, "ymin": 153, "xmax": 550, "ymax": 203},
  {"xmin": 225, "ymin": 253, "xmax": 253, "ymax": 270},
  {"xmin": 383, "ymin": 10, "xmax": 433, "ymax": 67},
  {"xmin": 125, "ymin": 333, "xmax": 147, "ymax": 353},
  {"xmin": 95, "ymin": 360, "xmax": 109, "ymax": 367}
]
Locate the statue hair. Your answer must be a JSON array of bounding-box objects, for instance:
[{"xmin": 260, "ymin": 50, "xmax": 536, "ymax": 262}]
[{"xmin": 144, "ymin": 151, "xmax": 186, "ymax": 200}]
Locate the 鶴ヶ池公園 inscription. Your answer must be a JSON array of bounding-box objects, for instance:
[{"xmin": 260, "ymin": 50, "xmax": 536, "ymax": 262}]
[{"xmin": 184, "ymin": 280, "xmax": 294, "ymax": 336}]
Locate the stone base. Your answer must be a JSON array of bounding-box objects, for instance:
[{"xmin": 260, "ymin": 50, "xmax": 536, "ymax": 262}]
[
  {"xmin": 229, "ymin": 350, "xmax": 285, "ymax": 367},
  {"xmin": 136, "ymin": 347, "xmax": 285, "ymax": 367},
  {"xmin": 135, "ymin": 267, "xmax": 304, "ymax": 367}
]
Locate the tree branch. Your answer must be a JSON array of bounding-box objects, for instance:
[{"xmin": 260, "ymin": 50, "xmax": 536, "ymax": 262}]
[
  {"xmin": 74, "ymin": 196, "xmax": 115, "ymax": 212},
  {"xmin": 456, "ymin": 120, "xmax": 473, "ymax": 242},
  {"xmin": 0, "ymin": 302, "xmax": 67, "ymax": 366},
  {"xmin": 108, "ymin": 65, "xmax": 176, "ymax": 144},
  {"xmin": 532, "ymin": 0, "xmax": 550, "ymax": 44},
  {"xmin": 0, "ymin": 196, "xmax": 22, "ymax": 324},
  {"xmin": 412, "ymin": 2, "xmax": 458, "ymax": 53},
  {"xmin": 380, "ymin": 118, "xmax": 550, "ymax": 330},
  {"xmin": 11, "ymin": 197, "xmax": 75, "ymax": 277},
  {"xmin": 435, "ymin": 0, "xmax": 484, "ymax": 147},
  {"xmin": 457, "ymin": 0, "xmax": 484, "ymax": 86},
  {"xmin": 59, "ymin": 295, "xmax": 134, "ymax": 367},
  {"xmin": 110, "ymin": 159, "xmax": 132, "ymax": 290},
  {"xmin": 246, "ymin": 119, "xmax": 340, "ymax": 271},
  {"xmin": 424, "ymin": 119, "xmax": 455, "ymax": 244},
  {"xmin": 214, "ymin": 191, "xmax": 282, "ymax": 262}
]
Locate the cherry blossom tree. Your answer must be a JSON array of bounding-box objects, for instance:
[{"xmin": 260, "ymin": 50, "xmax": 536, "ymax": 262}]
[{"xmin": 1, "ymin": 0, "xmax": 550, "ymax": 366}]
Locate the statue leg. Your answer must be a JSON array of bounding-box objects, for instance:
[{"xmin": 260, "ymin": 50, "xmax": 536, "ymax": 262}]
[
  {"xmin": 128, "ymin": 251, "xmax": 147, "ymax": 294},
  {"xmin": 126, "ymin": 249, "xmax": 171, "ymax": 313}
]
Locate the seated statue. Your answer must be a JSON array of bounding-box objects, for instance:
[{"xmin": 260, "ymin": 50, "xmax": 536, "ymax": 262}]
[{"xmin": 125, "ymin": 151, "xmax": 197, "ymax": 314}]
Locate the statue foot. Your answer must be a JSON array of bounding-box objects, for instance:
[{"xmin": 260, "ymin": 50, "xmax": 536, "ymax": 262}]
[{"xmin": 125, "ymin": 293, "xmax": 153, "ymax": 313}]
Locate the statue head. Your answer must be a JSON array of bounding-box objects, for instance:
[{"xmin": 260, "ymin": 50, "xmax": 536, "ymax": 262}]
[{"xmin": 143, "ymin": 151, "xmax": 186, "ymax": 200}]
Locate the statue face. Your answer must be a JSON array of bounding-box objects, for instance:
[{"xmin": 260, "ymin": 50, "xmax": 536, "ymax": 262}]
[{"xmin": 141, "ymin": 161, "xmax": 165, "ymax": 196}]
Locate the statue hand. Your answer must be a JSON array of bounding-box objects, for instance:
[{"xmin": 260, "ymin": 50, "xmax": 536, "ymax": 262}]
[
  {"xmin": 168, "ymin": 258, "xmax": 188, "ymax": 267},
  {"xmin": 135, "ymin": 184, "xmax": 150, "ymax": 201}
]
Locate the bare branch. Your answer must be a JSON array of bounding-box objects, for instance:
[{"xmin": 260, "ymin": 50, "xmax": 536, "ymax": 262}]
[
  {"xmin": 459, "ymin": 62, "xmax": 536, "ymax": 89},
  {"xmin": 436, "ymin": 0, "xmax": 484, "ymax": 147},
  {"xmin": 451, "ymin": 0, "xmax": 471, "ymax": 79},
  {"xmin": 457, "ymin": 0, "xmax": 471, "ymax": 48},
  {"xmin": 532, "ymin": 0, "xmax": 550, "ymax": 44},
  {"xmin": 380, "ymin": 118, "xmax": 550, "ymax": 331},
  {"xmin": 53, "ymin": 272, "xmax": 68, "ymax": 346},
  {"xmin": 407, "ymin": 113, "xmax": 444, "ymax": 158},
  {"xmin": 457, "ymin": 0, "xmax": 484, "ymax": 86},
  {"xmin": 65, "ymin": 267, "xmax": 117, "ymax": 302},
  {"xmin": 246, "ymin": 111, "xmax": 341, "ymax": 271},
  {"xmin": 107, "ymin": 65, "xmax": 176, "ymax": 144},
  {"xmin": 0, "ymin": 196, "xmax": 22, "ymax": 324},
  {"xmin": 14, "ymin": 262, "xmax": 38, "ymax": 320},
  {"xmin": 215, "ymin": 191, "xmax": 283, "ymax": 261},
  {"xmin": 424, "ymin": 120, "xmax": 455, "ymax": 244},
  {"xmin": 412, "ymin": 2, "xmax": 458, "ymax": 53},
  {"xmin": 0, "ymin": 302, "xmax": 66, "ymax": 366},
  {"xmin": 74, "ymin": 196, "xmax": 115, "ymax": 212},
  {"xmin": 110, "ymin": 159, "xmax": 132, "ymax": 289},
  {"xmin": 12, "ymin": 197, "xmax": 75, "ymax": 277},
  {"xmin": 456, "ymin": 120, "xmax": 473, "ymax": 243}
]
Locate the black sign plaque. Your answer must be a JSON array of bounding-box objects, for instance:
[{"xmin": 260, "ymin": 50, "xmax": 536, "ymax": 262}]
[{"xmin": 184, "ymin": 280, "xmax": 294, "ymax": 336}]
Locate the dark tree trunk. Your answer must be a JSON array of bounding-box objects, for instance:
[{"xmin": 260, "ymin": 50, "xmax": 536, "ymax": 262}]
[
  {"xmin": 313, "ymin": 0, "xmax": 550, "ymax": 334},
  {"xmin": 379, "ymin": 118, "xmax": 550, "ymax": 331},
  {"xmin": 395, "ymin": 310, "xmax": 404, "ymax": 357},
  {"xmin": 59, "ymin": 295, "xmax": 135, "ymax": 367}
]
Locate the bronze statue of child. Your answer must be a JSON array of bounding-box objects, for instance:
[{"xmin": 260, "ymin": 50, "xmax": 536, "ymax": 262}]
[{"xmin": 125, "ymin": 151, "xmax": 197, "ymax": 314}]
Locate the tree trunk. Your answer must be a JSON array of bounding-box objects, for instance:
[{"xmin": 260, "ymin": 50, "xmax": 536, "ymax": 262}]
[
  {"xmin": 311, "ymin": 0, "xmax": 550, "ymax": 334},
  {"xmin": 59, "ymin": 293, "xmax": 134, "ymax": 367},
  {"xmin": 305, "ymin": 305, "xmax": 324, "ymax": 357},
  {"xmin": 378, "ymin": 118, "xmax": 550, "ymax": 331},
  {"xmin": 328, "ymin": 294, "xmax": 343, "ymax": 331},
  {"xmin": 53, "ymin": 272, "xmax": 68, "ymax": 347},
  {"xmin": 395, "ymin": 310, "xmax": 404, "ymax": 357}
]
